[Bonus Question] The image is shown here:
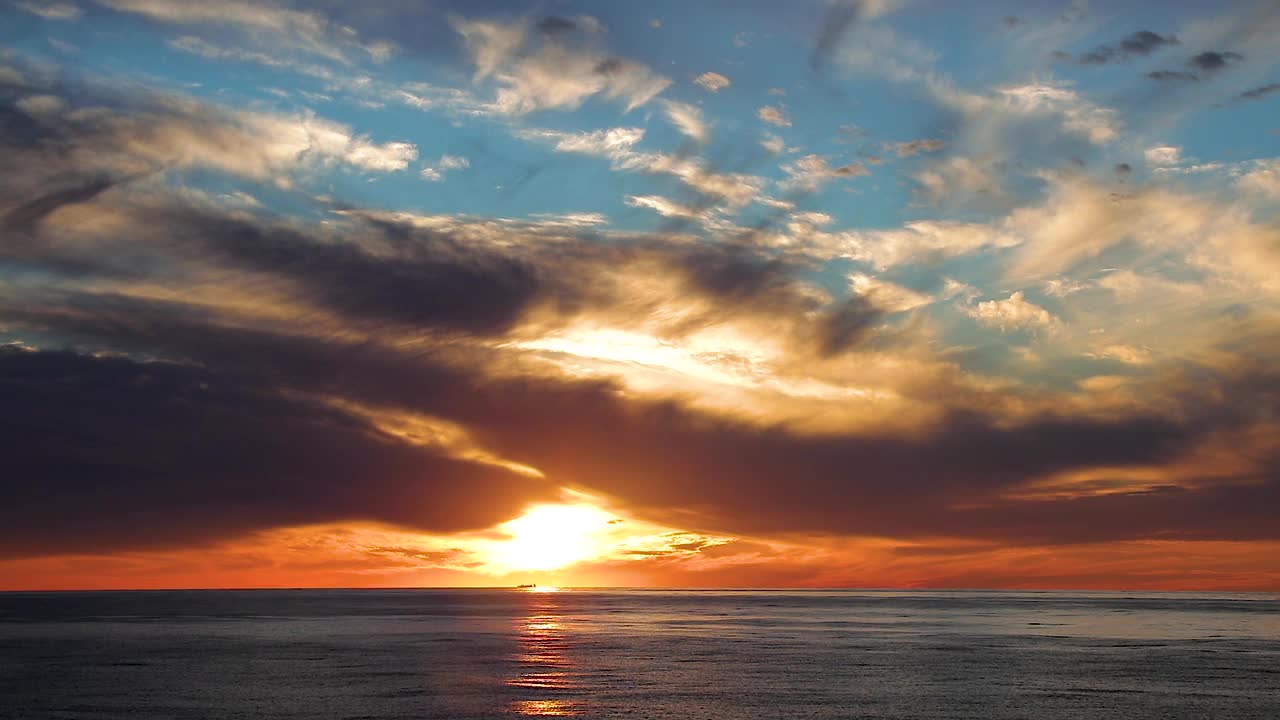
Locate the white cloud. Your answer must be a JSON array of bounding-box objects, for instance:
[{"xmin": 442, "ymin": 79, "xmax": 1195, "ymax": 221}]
[
  {"xmin": 996, "ymin": 83, "xmax": 1119, "ymax": 145},
  {"xmin": 758, "ymin": 105, "xmax": 791, "ymax": 127},
  {"xmin": 625, "ymin": 195, "xmax": 703, "ymax": 220},
  {"xmin": 98, "ymin": 0, "xmax": 390, "ymax": 64},
  {"xmin": 693, "ymin": 72, "xmax": 730, "ymax": 92},
  {"xmin": 780, "ymin": 154, "xmax": 868, "ymax": 192},
  {"xmin": 452, "ymin": 15, "xmax": 526, "ymax": 80},
  {"xmin": 17, "ymin": 1, "xmax": 82, "ymax": 20},
  {"xmin": 15, "ymin": 89, "xmax": 419, "ymax": 182},
  {"xmin": 331, "ymin": 139, "xmax": 417, "ymax": 172},
  {"xmin": 420, "ymin": 154, "xmax": 469, "ymax": 182},
  {"xmin": 520, "ymin": 126, "xmax": 646, "ymax": 156},
  {"xmin": 1145, "ymin": 145, "xmax": 1182, "ymax": 166},
  {"xmin": 662, "ymin": 100, "xmax": 708, "ymax": 143},
  {"xmin": 438, "ymin": 154, "xmax": 469, "ymax": 171},
  {"xmin": 1237, "ymin": 160, "xmax": 1280, "ymax": 199},
  {"xmin": 914, "ymin": 156, "xmax": 1000, "ymax": 204},
  {"xmin": 967, "ymin": 291, "xmax": 1058, "ymax": 331},
  {"xmin": 761, "ymin": 133, "xmax": 785, "ymax": 155},
  {"xmin": 519, "ymin": 127, "xmax": 763, "ymax": 208},
  {"xmin": 848, "ymin": 274, "xmax": 931, "ymax": 313},
  {"xmin": 167, "ymin": 36, "xmax": 337, "ymax": 81},
  {"xmin": 808, "ymin": 220, "xmax": 1020, "ymax": 269},
  {"xmin": 451, "ymin": 16, "xmax": 670, "ymax": 115}
]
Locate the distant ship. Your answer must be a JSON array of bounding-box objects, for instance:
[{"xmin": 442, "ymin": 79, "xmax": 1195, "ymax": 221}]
[{"xmin": 516, "ymin": 584, "xmax": 536, "ymax": 589}]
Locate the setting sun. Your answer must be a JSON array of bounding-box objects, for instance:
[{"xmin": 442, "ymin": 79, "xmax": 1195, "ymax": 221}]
[{"xmin": 489, "ymin": 504, "xmax": 615, "ymax": 572}]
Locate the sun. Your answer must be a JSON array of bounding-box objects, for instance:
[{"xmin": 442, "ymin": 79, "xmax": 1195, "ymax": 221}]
[{"xmin": 489, "ymin": 504, "xmax": 614, "ymax": 572}]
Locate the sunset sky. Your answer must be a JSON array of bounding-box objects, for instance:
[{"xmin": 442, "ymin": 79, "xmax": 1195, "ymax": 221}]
[{"xmin": 2, "ymin": 0, "xmax": 1279, "ymax": 591}]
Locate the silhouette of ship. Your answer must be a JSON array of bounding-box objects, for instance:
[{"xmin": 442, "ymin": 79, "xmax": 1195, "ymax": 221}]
[{"xmin": 516, "ymin": 584, "xmax": 536, "ymax": 589}]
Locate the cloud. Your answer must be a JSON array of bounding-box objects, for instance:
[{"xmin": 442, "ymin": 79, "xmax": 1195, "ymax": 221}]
[
  {"xmin": 15, "ymin": 1, "xmax": 82, "ymax": 20},
  {"xmin": 1005, "ymin": 176, "xmax": 1280, "ymax": 291},
  {"xmin": 518, "ymin": 127, "xmax": 763, "ymax": 207},
  {"xmin": 887, "ymin": 138, "xmax": 945, "ymax": 157},
  {"xmin": 1189, "ymin": 50, "xmax": 1243, "ymax": 72},
  {"xmin": 451, "ymin": 15, "xmax": 670, "ymax": 114},
  {"xmin": 757, "ymin": 105, "xmax": 792, "ymax": 127},
  {"xmin": 1072, "ymin": 30, "xmax": 1179, "ymax": 64},
  {"xmin": 420, "ymin": 154, "xmax": 469, "ymax": 182},
  {"xmin": 995, "ymin": 83, "xmax": 1119, "ymax": 144},
  {"xmin": 819, "ymin": 220, "xmax": 1020, "ymax": 269},
  {"xmin": 166, "ymin": 35, "xmax": 338, "ymax": 81},
  {"xmin": 661, "ymin": 100, "xmax": 708, "ymax": 143},
  {"xmin": 0, "ymin": 80, "xmax": 418, "ymax": 187},
  {"xmin": 0, "ymin": 346, "xmax": 557, "ymax": 555},
  {"xmin": 780, "ymin": 154, "xmax": 868, "ymax": 192},
  {"xmin": 967, "ymin": 291, "xmax": 1058, "ymax": 331},
  {"xmin": 1144, "ymin": 145, "xmax": 1182, "ymax": 166},
  {"xmin": 1146, "ymin": 70, "xmax": 1199, "ymax": 82},
  {"xmin": 5, "ymin": 21, "xmax": 1280, "ymax": 578},
  {"xmin": 693, "ymin": 72, "xmax": 730, "ymax": 92},
  {"xmin": 847, "ymin": 274, "xmax": 931, "ymax": 312},
  {"xmin": 1229, "ymin": 82, "xmax": 1280, "ymax": 103},
  {"xmin": 913, "ymin": 156, "xmax": 1002, "ymax": 204},
  {"xmin": 626, "ymin": 195, "xmax": 704, "ymax": 220},
  {"xmin": 811, "ymin": 0, "xmax": 892, "ymax": 71},
  {"xmin": 1146, "ymin": 50, "xmax": 1245, "ymax": 83},
  {"xmin": 97, "ymin": 0, "xmax": 392, "ymax": 64},
  {"xmin": 1238, "ymin": 160, "xmax": 1280, "ymax": 199}
]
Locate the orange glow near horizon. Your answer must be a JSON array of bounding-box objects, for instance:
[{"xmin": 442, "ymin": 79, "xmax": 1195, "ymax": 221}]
[{"xmin": 487, "ymin": 504, "xmax": 616, "ymax": 573}]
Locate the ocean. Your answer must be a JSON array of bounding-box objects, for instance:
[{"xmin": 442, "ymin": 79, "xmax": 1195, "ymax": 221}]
[{"xmin": 0, "ymin": 589, "xmax": 1276, "ymax": 719}]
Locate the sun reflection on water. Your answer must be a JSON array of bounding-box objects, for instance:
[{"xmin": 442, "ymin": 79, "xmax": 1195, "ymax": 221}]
[{"xmin": 508, "ymin": 591, "xmax": 581, "ymax": 716}]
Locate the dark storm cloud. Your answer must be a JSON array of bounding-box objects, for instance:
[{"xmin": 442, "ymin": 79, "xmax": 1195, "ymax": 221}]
[
  {"xmin": 0, "ymin": 346, "xmax": 555, "ymax": 557},
  {"xmin": 1073, "ymin": 30, "xmax": 1179, "ymax": 65}
]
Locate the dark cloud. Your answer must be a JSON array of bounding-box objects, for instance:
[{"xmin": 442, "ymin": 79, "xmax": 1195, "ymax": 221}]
[
  {"xmin": 535, "ymin": 16, "xmax": 579, "ymax": 35},
  {"xmin": 1189, "ymin": 50, "xmax": 1243, "ymax": 72},
  {"xmin": 811, "ymin": 0, "xmax": 873, "ymax": 71},
  {"xmin": 1073, "ymin": 30, "xmax": 1178, "ymax": 65},
  {"xmin": 887, "ymin": 139, "xmax": 945, "ymax": 157},
  {"xmin": 1234, "ymin": 82, "xmax": 1280, "ymax": 102},
  {"xmin": 1146, "ymin": 70, "xmax": 1199, "ymax": 82},
  {"xmin": 0, "ymin": 346, "xmax": 555, "ymax": 557},
  {"xmin": 815, "ymin": 296, "xmax": 881, "ymax": 356},
  {"xmin": 6, "ymin": 287, "xmax": 1277, "ymax": 552},
  {"xmin": 2, "ymin": 177, "xmax": 123, "ymax": 234}
]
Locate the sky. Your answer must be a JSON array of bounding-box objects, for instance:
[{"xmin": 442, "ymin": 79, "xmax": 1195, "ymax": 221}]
[{"xmin": 1, "ymin": 0, "xmax": 1279, "ymax": 591}]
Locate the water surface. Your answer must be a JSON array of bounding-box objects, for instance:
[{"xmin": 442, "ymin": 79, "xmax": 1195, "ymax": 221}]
[{"xmin": 1, "ymin": 589, "xmax": 1276, "ymax": 719}]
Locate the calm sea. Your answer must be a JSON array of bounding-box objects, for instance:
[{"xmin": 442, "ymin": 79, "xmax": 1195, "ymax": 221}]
[{"xmin": 0, "ymin": 589, "xmax": 1277, "ymax": 719}]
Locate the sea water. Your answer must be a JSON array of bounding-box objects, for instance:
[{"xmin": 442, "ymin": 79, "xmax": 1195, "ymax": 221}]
[{"xmin": 1, "ymin": 589, "xmax": 1277, "ymax": 719}]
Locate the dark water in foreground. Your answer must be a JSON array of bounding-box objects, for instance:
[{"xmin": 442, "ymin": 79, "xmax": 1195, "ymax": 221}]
[{"xmin": 1, "ymin": 589, "xmax": 1277, "ymax": 719}]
